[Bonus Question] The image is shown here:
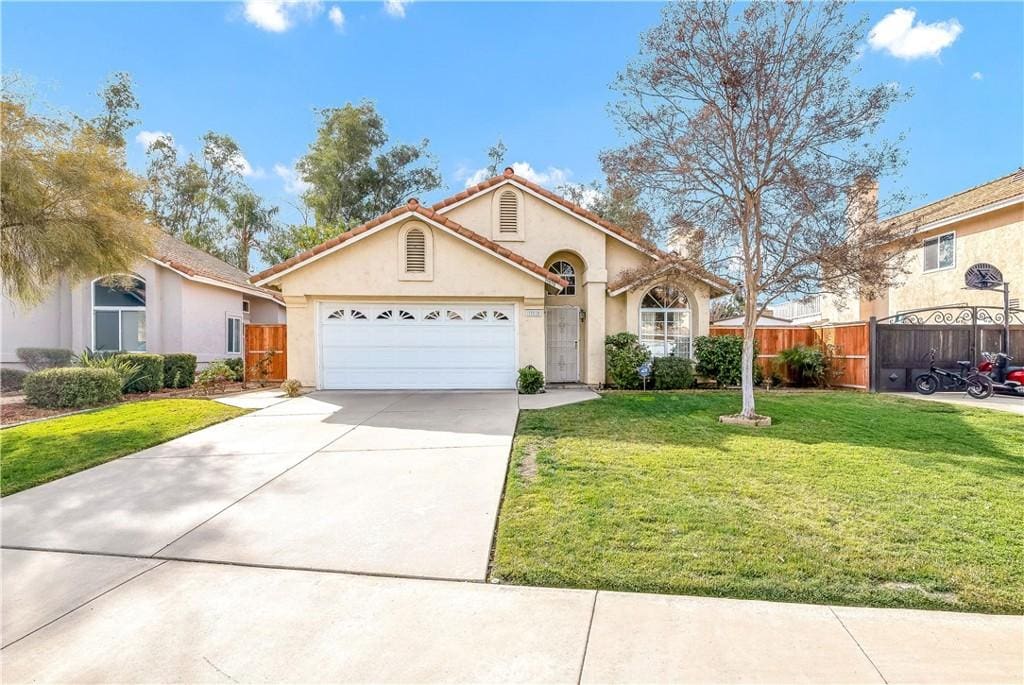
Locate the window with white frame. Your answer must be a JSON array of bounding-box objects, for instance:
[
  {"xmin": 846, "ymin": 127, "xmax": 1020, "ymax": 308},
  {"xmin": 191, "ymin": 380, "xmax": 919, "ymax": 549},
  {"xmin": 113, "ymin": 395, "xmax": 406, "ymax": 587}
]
[
  {"xmin": 227, "ymin": 316, "xmax": 242, "ymax": 354},
  {"xmin": 93, "ymin": 275, "xmax": 146, "ymax": 352},
  {"xmin": 923, "ymin": 231, "xmax": 955, "ymax": 272},
  {"xmin": 242, "ymin": 300, "xmax": 250, "ymax": 314},
  {"xmin": 639, "ymin": 285, "xmax": 691, "ymax": 358},
  {"xmin": 547, "ymin": 261, "xmax": 576, "ymax": 296}
]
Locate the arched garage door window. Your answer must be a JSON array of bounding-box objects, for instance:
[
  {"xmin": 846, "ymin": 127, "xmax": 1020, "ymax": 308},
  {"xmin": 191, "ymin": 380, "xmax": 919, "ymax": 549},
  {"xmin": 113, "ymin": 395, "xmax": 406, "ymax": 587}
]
[
  {"xmin": 640, "ymin": 285, "xmax": 690, "ymax": 358},
  {"xmin": 93, "ymin": 275, "xmax": 146, "ymax": 351}
]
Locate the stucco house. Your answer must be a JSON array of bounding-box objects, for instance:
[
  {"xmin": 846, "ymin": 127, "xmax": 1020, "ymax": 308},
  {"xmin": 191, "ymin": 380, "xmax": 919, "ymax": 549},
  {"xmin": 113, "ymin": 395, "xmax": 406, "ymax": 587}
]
[
  {"xmin": 782, "ymin": 169, "xmax": 1023, "ymax": 324},
  {"xmin": 251, "ymin": 167, "xmax": 732, "ymax": 390},
  {"xmin": 2, "ymin": 231, "xmax": 285, "ymax": 369}
]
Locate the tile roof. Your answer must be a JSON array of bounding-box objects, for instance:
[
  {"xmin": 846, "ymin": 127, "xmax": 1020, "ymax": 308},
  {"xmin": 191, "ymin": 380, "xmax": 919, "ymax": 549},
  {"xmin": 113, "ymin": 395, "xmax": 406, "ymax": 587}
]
[
  {"xmin": 149, "ymin": 230, "xmax": 283, "ymax": 302},
  {"xmin": 249, "ymin": 200, "xmax": 569, "ymax": 288},
  {"xmin": 606, "ymin": 257, "xmax": 735, "ymax": 296},
  {"xmin": 884, "ymin": 168, "xmax": 1024, "ymax": 232},
  {"xmin": 431, "ymin": 167, "xmax": 662, "ymax": 254}
]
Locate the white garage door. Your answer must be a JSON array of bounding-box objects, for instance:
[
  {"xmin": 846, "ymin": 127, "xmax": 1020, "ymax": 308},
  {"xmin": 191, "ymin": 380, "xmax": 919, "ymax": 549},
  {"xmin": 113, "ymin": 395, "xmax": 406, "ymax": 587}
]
[{"xmin": 319, "ymin": 303, "xmax": 517, "ymax": 389}]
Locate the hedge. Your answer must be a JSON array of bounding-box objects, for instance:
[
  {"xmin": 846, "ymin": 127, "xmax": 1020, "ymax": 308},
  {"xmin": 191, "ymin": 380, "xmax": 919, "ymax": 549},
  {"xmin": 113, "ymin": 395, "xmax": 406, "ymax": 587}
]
[
  {"xmin": 16, "ymin": 347, "xmax": 73, "ymax": 372},
  {"xmin": 115, "ymin": 353, "xmax": 164, "ymax": 393},
  {"xmin": 605, "ymin": 332, "xmax": 651, "ymax": 389},
  {"xmin": 23, "ymin": 367, "xmax": 122, "ymax": 408},
  {"xmin": 219, "ymin": 357, "xmax": 244, "ymax": 381},
  {"xmin": 694, "ymin": 335, "xmax": 763, "ymax": 387},
  {"xmin": 653, "ymin": 356, "xmax": 696, "ymax": 390},
  {"xmin": 163, "ymin": 353, "xmax": 197, "ymax": 389},
  {"xmin": 1, "ymin": 368, "xmax": 30, "ymax": 393}
]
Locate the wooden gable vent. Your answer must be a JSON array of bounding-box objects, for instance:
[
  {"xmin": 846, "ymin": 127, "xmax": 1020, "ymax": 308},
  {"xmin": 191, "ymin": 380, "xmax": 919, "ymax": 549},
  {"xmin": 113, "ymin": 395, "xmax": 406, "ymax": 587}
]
[
  {"xmin": 498, "ymin": 190, "xmax": 519, "ymax": 234},
  {"xmin": 405, "ymin": 228, "xmax": 426, "ymax": 272}
]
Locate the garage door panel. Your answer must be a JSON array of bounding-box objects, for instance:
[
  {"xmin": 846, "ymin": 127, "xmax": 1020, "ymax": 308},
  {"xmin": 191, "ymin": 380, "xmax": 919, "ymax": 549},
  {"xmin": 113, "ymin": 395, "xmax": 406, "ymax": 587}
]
[{"xmin": 319, "ymin": 303, "xmax": 516, "ymax": 390}]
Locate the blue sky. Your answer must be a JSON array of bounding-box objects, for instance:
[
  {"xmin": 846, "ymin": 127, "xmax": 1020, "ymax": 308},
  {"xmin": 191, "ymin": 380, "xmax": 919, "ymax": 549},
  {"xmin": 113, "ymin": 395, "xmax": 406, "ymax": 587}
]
[{"xmin": 5, "ymin": 1, "xmax": 1023, "ymax": 236}]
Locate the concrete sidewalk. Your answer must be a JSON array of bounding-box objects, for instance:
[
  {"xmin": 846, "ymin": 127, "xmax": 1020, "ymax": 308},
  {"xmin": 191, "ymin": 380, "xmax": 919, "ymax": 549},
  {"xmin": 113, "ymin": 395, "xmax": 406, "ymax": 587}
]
[{"xmin": 2, "ymin": 549, "xmax": 1021, "ymax": 683}]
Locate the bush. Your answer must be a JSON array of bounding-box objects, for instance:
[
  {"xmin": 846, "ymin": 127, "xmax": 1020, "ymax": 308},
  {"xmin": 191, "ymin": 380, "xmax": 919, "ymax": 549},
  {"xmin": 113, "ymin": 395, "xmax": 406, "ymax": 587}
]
[
  {"xmin": 653, "ymin": 356, "xmax": 696, "ymax": 390},
  {"xmin": 16, "ymin": 347, "xmax": 73, "ymax": 371},
  {"xmin": 517, "ymin": 366, "xmax": 545, "ymax": 394},
  {"xmin": 777, "ymin": 345, "xmax": 828, "ymax": 387},
  {"xmin": 76, "ymin": 348, "xmax": 145, "ymax": 393},
  {"xmin": 163, "ymin": 354, "xmax": 197, "ymax": 389},
  {"xmin": 114, "ymin": 353, "xmax": 164, "ymax": 393},
  {"xmin": 280, "ymin": 378, "xmax": 302, "ymax": 397},
  {"xmin": 605, "ymin": 332, "xmax": 651, "ymax": 389},
  {"xmin": 1, "ymin": 368, "xmax": 30, "ymax": 392},
  {"xmin": 196, "ymin": 362, "xmax": 235, "ymax": 395},
  {"xmin": 217, "ymin": 357, "xmax": 245, "ymax": 382},
  {"xmin": 694, "ymin": 335, "xmax": 762, "ymax": 387},
  {"xmin": 23, "ymin": 367, "xmax": 122, "ymax": 408}
]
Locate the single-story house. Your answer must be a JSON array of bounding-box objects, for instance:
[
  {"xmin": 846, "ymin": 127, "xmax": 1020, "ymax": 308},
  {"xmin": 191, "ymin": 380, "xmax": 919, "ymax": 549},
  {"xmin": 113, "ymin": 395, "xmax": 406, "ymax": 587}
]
[
  {"xmin": 251, "ymin": 167, "xmax": 732, "ymax": 390},
  {"xmin": 2, "ymin": 231, "xmax": 285, "ymax": 369}
]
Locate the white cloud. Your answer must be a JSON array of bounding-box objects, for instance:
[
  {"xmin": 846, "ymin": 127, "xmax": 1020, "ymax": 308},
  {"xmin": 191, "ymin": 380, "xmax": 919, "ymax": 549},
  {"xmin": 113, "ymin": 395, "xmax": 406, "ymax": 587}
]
[
  {"xmin": 328, "ymin": 5, "xmax": 344, "ymax": 29},
  {"xmin": 135, "ymin": 130, "xmax": 173, "ymax": 150},
  {"xmin": 384, "ymin": 0, "xmax": 408, "ymax": 19},
  {"xmin": 867, "ymin": 8, "xmax": 962, "ymax": 60},
  {"xmin": 243, "ymin": 0, "xmax": 323, "ymax": 33},
  {"xmin": 971, "ymin": 71, "xmax": 984, "ymax": 80},
  {"xmin": 274, "ymin": 162, "xmax": 310, "ymax": 195},
  {"xmin": 230, "ymin": 152, "xmax": 265, "ymax": 178},
  {"xmin": 462, "ymin": 161, "xmax": 572, "ymax": 188}
]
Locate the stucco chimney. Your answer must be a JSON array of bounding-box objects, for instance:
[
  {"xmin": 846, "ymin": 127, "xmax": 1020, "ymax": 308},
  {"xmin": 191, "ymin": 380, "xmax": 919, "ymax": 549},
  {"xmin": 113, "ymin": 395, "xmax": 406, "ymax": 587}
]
[{"xmin": 847, "ymin": 174, "xmax": 879, "ymax": 231}]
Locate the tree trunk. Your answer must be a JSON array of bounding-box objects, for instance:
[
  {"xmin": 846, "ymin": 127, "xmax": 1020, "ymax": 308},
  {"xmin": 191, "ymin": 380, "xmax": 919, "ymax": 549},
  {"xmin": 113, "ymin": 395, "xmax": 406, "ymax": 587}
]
[{"xmin": 740, "ymin": 292, "xmax": 758, "ymax": 418}]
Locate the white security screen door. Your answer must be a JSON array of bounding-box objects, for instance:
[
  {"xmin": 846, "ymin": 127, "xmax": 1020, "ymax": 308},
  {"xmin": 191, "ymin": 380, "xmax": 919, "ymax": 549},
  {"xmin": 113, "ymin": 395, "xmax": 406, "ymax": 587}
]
[
  {"xmin": 545, "ymin": 306, "xmax": 579, "ymax": 383},
  {"xmin": 319, "ymin": 303, "xmax": 516, "ymax": 389}
]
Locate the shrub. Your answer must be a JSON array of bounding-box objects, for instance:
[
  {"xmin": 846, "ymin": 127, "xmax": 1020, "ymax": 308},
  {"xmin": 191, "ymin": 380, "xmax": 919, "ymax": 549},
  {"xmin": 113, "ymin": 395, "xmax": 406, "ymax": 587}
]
[
  {"xmin": 16, "ymin": 347, "xmax": 73, "ymax": 371},
  {"xmin": 163, "ymin": 354, "xmax": 197, "ymax": 389},
  {"xmin": 605, "ymin": 332, "xmax": 651, "ymax": 389},
  {"xmin": 23, "ymin": 367, "xmax": 121, "ymax": 408},
  {"xmin": 196, "ymin": 362, "xmax": 235, "ymax": 395},
  {"xmin": 1, "ymin": 368, "xmax": 30, "ymax": 393},
  {"xmin": 217, "ymin": 357, "xmax": 245, "ymax": 382},
  {"xmin": 113, "ymin": 353, "xmax": 164, "ymax": 393},
  {"xmin": 653, "ymin": 356, "xmax": 695, "ymax": 390},
  {"xmin": 280, "ymin": 378, "xmax": 302, "ymax": 397},
  {"xmin": 76, "ymin": 348, "xmax": 145, "ymax": 393},
  {"xmin": 517, "ymin": 366, "xmax": 545, "ymax": 394},
  {"xmin": 777, "ymin": 345, "xmax": 828, "ymax": 387},
  {"xmin": 694, "ymin": 335, "xmax": 762, "ymax": 387}
]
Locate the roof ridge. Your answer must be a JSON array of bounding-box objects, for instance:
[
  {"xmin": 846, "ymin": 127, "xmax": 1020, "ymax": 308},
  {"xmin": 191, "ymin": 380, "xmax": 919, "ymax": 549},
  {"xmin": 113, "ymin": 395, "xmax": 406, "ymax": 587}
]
[{"xmin": 885, "ymin": 167, "xmax": 1024, "ymax": 223}]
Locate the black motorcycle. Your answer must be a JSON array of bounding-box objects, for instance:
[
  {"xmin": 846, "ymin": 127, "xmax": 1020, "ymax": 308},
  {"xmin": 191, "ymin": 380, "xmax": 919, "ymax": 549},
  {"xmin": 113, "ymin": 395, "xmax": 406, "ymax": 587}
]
[{"xmin": 913, "ymin": 349, "xmax": 993, "ymax": 399}]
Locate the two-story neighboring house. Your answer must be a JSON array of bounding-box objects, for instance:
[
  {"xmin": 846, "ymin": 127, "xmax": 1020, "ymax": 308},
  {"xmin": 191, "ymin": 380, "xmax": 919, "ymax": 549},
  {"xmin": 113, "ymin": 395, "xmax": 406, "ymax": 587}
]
[
  {"xmin": 799, "ymin": 169, "xmax": 1023, "ymax": 324},
  {"xmin": 251, "ymin": 167, "xmax": 732, "ymax": 389}
]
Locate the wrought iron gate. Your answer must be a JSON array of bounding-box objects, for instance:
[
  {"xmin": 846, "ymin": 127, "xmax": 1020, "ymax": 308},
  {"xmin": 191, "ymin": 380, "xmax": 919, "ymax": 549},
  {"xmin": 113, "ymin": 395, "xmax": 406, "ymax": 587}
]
[{"xmin": 870, "ymin": 305, "xmax": 1024, "ymax": 392}]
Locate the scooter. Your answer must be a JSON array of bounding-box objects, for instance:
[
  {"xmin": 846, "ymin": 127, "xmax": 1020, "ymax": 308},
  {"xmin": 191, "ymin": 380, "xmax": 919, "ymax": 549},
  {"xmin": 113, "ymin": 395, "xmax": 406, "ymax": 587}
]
[
  {"xmin": 913, "ymin": 349, "xmax": 993, "ymax": 399},
  {"xmin": 978, "ymin": 352, "xmax": 1024, "ymax": 397}
]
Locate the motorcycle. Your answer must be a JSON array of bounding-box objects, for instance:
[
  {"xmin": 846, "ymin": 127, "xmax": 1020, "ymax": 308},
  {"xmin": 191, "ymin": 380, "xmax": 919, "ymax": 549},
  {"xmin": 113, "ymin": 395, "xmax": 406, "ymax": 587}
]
[
  {"xmin": 913, "ymin": 349, "xmax": 993, "ymax": 399},
  {"xmin": 978, "ymin": 351, "xmax": 1024, "ymax": 397}
]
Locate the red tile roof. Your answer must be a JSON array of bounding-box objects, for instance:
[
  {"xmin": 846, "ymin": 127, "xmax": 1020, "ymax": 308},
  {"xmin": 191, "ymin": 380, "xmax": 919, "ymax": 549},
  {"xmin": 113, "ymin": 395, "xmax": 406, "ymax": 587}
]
[
  {"xmin": 431, "ymin": 167, "xmax": 662, "ymax": 254},
  {"xmin": 250, "ymin": 199, "xmax": 569, "ymax": 288},
  {"xmin": 606, "ymin": 257, "xmax": 735, "ymax": 296}
]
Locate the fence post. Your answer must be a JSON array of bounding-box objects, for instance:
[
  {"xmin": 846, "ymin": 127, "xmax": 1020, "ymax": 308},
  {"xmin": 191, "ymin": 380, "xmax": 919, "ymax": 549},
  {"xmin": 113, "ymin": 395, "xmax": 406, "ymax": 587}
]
[{"xmin": 868, "ymin": 316, "xmax": 877, "ymax": 393}]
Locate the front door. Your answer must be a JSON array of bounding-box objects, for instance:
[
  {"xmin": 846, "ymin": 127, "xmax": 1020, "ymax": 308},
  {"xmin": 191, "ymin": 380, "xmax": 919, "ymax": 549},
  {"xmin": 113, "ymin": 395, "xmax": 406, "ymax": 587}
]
[{"xmin": 545, "ymin": 306, "xmax": 580, "ymax": 383}]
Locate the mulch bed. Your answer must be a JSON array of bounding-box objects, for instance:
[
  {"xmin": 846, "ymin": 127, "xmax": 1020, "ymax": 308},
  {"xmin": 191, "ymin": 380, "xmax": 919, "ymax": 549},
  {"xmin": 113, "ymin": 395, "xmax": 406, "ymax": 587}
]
[{"xmin": 1, "ymin": 382, "xmax": 262, "ymax": 427}]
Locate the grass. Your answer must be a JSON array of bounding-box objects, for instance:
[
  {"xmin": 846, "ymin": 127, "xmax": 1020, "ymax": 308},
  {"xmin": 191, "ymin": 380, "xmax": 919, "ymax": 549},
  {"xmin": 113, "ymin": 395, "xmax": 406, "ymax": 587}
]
[
  {"xmin": 492, "ymin": 391, "xmax": 1024, "ymax": 614},
  {"xmin": 0, "ymin": 399, "xmax": 247, "ymax": 496}
]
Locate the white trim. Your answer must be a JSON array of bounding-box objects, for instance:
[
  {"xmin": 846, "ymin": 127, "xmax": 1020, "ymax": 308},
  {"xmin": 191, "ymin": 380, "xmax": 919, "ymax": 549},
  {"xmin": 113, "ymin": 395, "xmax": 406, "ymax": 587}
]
[
  {"xmin": 253, "ymin": 210, "xmax": 564, "ymax": 289},
  {"xmin": 889, "ymin": 194, "xmax": 1024, "ymax": 237},
  {"xmin": 436, "ymin": 178, "xmax": 657, "ymax": 257},
  {"xmin": 225, "ymin": 313, "xmax": 243, "ymax": 355},
  {"xmin": 91, "ymin": 274, "xmax": 147, "ymax": 352},
  {"xmin": 921, "ymin": 230, "xmax": 956, "ymax": 274}
]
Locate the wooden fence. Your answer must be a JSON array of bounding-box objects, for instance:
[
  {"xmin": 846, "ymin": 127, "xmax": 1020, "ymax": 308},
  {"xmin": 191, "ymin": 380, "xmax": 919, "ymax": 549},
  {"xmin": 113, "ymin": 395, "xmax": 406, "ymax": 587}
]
[
  {"xmin": 709, "ymin": 322, "xmax": 870, "ymax": 390},
  {"xmin": 244, "ymin": 324, "xmax": 287, "ymax": 383}
]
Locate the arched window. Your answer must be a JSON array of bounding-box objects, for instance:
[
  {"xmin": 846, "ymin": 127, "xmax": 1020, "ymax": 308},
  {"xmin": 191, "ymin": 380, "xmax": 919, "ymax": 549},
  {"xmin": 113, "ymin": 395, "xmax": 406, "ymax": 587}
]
[
  {"xmin": 640, "ymin": 285, "xmax": 690, "ymax": 358},
  {"xmin": 498, "ymin": 190, "xmax": 519, "ymax": 235},
  {"xmin": 405, "ymin": 228, "xmax": 426, "ymax": 273},
  {"xmin": 547, "ymin": 261, "xmax": 576, "ymax": 296},
  {"xmin": 93, "ymin": 275, "xmax": 146, "ymax": 351}
]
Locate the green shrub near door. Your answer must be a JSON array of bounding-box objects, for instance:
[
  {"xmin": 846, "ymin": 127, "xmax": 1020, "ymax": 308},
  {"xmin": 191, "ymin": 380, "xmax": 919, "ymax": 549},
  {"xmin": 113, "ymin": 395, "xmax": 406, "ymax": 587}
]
[
  {"xmin": 24, "ymin": 367, "xmax": 122, "ymax": 408},
  {"xmin": 114, "ymin": 353, "xmax": 164, "ymax": 393},
  {"xmin": 605, "ymin": 332, "xmax": 651, "ymax": 389},
  {"xmin": 163, "ymin": 354, "xmax": 198, "ymax": 388},
  {"xmin": 653, "ymin": 356, "xmax": 696, "ymax": 390}
]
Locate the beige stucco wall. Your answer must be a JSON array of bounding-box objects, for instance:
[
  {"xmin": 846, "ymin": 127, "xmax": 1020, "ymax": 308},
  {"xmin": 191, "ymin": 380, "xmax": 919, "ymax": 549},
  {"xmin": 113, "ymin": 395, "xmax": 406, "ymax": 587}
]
[{"xmin": 246, "ymin": 297, "xmax": 287, "ymax": 324}]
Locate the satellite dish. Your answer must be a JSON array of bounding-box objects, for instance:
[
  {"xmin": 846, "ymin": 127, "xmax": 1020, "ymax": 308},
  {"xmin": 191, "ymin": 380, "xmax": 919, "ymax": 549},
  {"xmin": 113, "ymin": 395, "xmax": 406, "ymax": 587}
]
[{"xmin": 964, "ymin": 263, "xmax": 1003, "ymax": 290}]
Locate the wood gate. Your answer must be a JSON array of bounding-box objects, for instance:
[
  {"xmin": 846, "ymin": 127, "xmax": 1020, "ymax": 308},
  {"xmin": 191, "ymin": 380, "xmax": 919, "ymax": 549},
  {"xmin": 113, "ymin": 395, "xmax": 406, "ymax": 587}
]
[
  {"xmin": 870, "ymin": 305, "xmax": 1024, "ymax": 391},
  {"xmin": 245, "ymin": 324, "xmax": 287, "ymax": 382}
]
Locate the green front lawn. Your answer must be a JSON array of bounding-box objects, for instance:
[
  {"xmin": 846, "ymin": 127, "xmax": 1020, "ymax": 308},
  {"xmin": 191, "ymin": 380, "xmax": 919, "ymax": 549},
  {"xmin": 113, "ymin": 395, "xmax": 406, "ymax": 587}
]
[
  {"xmin": 492, "ymin": 392, "xmax": 1024, "ymax": 614},
  {"xmin": 0, "ymin": 399, "xmax": 247, "ymax": 496}
]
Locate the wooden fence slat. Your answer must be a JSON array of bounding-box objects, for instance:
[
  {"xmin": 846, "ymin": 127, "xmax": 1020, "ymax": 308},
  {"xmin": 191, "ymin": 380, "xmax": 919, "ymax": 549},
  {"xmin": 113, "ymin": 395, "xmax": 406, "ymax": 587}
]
[{"xmin": 245, "ymin": 324, "xmax": 287, "ymax": 382}]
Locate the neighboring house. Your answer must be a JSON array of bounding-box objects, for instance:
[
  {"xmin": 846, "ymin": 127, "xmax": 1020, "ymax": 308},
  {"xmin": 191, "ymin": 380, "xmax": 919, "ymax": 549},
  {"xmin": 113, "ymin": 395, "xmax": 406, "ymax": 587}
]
[
  {"xmin": 251, "ymin": 167, "xmax": 732, "ymax": 389},
  {"xmin": 2, "ymin": 231, "xmax": 285, "ymax": 369},
  {"xmin": 793, "ymin": 169, "xmax": 1023, "ymax": 323}
]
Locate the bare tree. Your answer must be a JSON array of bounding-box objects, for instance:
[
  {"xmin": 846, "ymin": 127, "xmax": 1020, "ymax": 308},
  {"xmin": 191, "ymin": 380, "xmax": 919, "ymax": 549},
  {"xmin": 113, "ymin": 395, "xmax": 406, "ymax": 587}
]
[{"xmin": 603, "ymin": 1, "xmax": 912, "ymax": 420}]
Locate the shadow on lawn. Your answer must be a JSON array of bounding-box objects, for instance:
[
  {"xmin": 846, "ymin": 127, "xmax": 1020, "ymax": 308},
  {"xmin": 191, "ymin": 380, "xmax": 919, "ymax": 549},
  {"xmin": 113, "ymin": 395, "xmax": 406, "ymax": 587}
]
[{"xmin": 517, "ymin": 391, "xmax": 1024, "ymax": 477}]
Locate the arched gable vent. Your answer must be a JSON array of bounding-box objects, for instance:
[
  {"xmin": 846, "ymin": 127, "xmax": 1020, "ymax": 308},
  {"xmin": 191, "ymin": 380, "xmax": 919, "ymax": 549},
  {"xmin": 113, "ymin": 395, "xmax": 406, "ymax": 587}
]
[
  {"xmin": 498, "ymin": 190, "xmax": 519, "ymax": 234},
  {"xmin": 405, "ymin": 228, "xmax": 426, "ymax": 272}
]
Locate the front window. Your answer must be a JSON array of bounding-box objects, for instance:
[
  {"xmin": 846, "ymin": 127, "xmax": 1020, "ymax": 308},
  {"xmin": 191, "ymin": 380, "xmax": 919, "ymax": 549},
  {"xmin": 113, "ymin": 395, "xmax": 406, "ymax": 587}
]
[
  {"xmin": 93, "ymin": 276, "xmax": 146, "ymax": 352},
  {"xmin": 640, "ymin": 285, "xmax": 691, "ymax": 358},
  {"xmin": 923, "ymin": 232, "xmax": 955, "ymax": 272},
  {"xmin": 227, "ymin": 316, "xmax": 242, "ymax": 354},
  {"xmin": 547, "ymin": 261, "xmax": 576, "ymax": 296}
]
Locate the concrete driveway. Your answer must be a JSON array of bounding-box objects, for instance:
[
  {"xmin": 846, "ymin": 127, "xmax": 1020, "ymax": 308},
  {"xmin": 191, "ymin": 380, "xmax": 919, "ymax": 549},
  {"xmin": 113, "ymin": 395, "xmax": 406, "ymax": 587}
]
[{"xmin": 2, "ymin": 390, "xmax": 518, "ymax": 580}]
